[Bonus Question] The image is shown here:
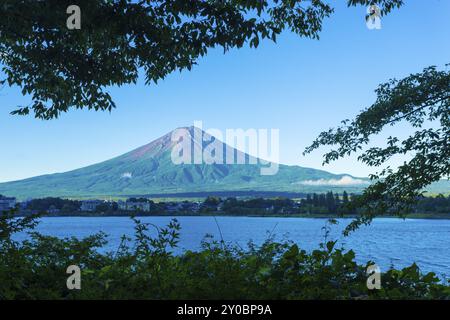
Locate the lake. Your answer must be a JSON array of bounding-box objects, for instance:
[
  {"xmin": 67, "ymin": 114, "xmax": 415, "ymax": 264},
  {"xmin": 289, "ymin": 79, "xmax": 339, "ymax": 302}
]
[{"xmin": 14, "ymin": 216, "xmax": 450, "ymax": 279}]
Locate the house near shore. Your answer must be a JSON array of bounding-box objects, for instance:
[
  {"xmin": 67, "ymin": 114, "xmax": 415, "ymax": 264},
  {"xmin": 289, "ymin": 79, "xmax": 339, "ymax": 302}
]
[
  {"xmin": 118, "ymin": 199, "xmax": 151, "ymax": 212},
  {"xmin": 80, "ymin": 200, "xmax": 104, "ymax": 212},
  {"xmin": 0, "ymin": 195, "xmax": 16, "ymax": 211},
  {"xmin": 184, "ymin": 201, "xmax": 201, "ymax": 213},
  {"xmin": 165, "ymin": 202, "xmax": 184, "ymax": 213},
  {"xmin": 165, "ymin": 201, "xmax": 201, "ymax": 213}
]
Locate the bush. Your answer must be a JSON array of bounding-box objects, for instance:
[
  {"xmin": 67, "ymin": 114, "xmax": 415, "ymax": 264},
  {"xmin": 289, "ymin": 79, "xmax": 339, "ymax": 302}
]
[{"xmin": 0, "ymin": 210, "xmax": 448, "ymax": 300}]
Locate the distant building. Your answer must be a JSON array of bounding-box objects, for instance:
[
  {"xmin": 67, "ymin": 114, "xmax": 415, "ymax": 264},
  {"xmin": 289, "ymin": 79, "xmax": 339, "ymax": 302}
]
[
  {"xmin": 19, "ymin": 198, "xmax": 33, "ymax": 210},
  {"xmin": 127, "ymin": 201, "xmax": 151, "ymax": 212},
  {"xmin": 187, "ymin": 202, "xmax": 201, "ymax": 213},
  {"xmin": 0, "ymin": 196, "xmax": 16, "ymax": 212},
  {"xmin": 118, "ymin": 199, "xmax": 151, "ymax": 212},
  {"xmin": 165, "ymin": 202, "xmax": 200, "ymax": 213},
  {"xmin": 165, "ymin": 202, "xmax": 183, "ymax": 213},
  {"xmin": 118, "ymin": 200, "xmax": 127, "ymax": 211},
  {"xmin": 47, "ymin": 205, "xmax": 61, "ymax": 215},
  {"xmin": 0, "ymin": 196, "xmax": 16, "ymax": 211},
  {"xmin": 80, "ymin": 200, "xmax": 104, "ymax": 212}
]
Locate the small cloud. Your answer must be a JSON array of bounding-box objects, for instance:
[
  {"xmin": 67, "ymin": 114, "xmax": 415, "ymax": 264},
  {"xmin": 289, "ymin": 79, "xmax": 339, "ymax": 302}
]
[
  {"xmin": 298, "ymin": 176, "xmax": 369, "ymax": 186},
  {"xmin": 121, "ymin": 172, "xmax": 132, "ymax": 179}
]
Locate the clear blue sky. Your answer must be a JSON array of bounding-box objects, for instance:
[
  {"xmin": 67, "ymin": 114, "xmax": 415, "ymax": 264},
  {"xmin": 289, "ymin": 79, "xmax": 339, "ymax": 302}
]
[{"xmin": 1, "ymin": 0, "xmax": 449, "ymax": 183}]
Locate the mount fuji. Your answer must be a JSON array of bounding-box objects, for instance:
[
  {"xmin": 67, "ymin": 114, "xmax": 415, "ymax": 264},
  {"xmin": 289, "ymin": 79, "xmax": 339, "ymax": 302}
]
[{"xmin": 0, "ymin": 126, "xmax": 374, "ymax": 199}]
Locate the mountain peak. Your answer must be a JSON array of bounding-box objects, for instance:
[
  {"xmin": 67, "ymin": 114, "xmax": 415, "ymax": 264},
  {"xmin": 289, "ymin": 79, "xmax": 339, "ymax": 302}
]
[
  {"xmin": 0, "ymin": 126, "xmax": 378, "ymax": 199},
  {"xmin": 126, "ymin": 126, "xmax": 211, "ymax": 160}
]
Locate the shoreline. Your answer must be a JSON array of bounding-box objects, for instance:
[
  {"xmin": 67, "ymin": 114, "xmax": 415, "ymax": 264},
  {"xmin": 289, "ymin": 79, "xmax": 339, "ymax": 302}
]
[{"xmin": 24, "ymin": 212, "xmax": 450, "ymax": 220}]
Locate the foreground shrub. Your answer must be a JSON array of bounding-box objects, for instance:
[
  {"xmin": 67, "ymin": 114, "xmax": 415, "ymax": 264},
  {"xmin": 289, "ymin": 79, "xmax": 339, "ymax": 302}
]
[{"xmin": 0, "ymin": 211, "xmax": 449, "ymax": 300}]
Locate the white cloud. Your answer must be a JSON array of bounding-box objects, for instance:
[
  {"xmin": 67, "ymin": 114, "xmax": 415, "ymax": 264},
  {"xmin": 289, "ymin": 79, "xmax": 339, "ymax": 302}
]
[
  {"xmin": 121, "ymin": 172, "xmax": 132, "ymax": 179},
  {"xmin": 298, "ymin": 176, "xmax": 369, "ymax": 186}
]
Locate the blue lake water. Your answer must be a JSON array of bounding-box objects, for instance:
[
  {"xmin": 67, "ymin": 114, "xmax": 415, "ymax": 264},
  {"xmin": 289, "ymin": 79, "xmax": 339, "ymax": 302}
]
[{"xmin": 14, "ymin": 216, "xmax": 450, "ymax": 279}]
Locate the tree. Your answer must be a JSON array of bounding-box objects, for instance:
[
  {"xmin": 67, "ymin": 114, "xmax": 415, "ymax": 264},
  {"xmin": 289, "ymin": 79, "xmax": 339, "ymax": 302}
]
[
  {"xmin": 312, "ymin": 193, "xmax": 319, "ymax": 207},
  {"xmin": 304, "ymin": 65, "xmax": 450, "ymax": 234},
  {"xmin": 95, "ymin": 202, "xmax": 112, "ymax": 213},
  {"xmin": 325, "ymin": 191, "xmax": 336, "ymax": 212},
  {"xmin": 306, "ymin": 194, "xmax": 312, "ymax": 205},
  {"xmin": 204, "ymin": 196, "xmax": 221, "ymax": 206},
  {"xmin": 0, "ymin": 0, "xmax": 403, "ymax": 119},
  {"xmin": 342, "ymin": 191, "xmax": 349, "ymax": 205}
]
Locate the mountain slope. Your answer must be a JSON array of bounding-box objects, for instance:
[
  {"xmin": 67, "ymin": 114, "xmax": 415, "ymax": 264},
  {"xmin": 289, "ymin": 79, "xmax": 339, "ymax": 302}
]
[{"xmin": 0, "ymin": 126, "xmax": 373, "ymax": 199}]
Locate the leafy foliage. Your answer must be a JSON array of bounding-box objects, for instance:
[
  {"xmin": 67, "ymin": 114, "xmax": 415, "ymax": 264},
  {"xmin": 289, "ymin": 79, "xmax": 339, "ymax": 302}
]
[
  {"xmin": 304, "ymin": 65, "xmax": 450, "ymax": 234},
  {"xmin": 0, "ymin": 0, "xmax": 403, "ymax": 119},
  {"xmin": 1, "ymin": 209, "xmax": 448, "ymax": 300},
  {"xmin": 25, "ymin": 197, "xmax": 81, "ymax": 213}
]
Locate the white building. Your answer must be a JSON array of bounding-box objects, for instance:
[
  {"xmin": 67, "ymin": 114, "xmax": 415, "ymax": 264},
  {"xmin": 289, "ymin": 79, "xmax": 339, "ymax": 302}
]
[
  {"xmin": 118, "ymin": 200, "xmax": 151, "ymax": 212},
  {"xmin": 166, "ymin": 202, "xmax": 183, "ymax": 213},
  {"xmin": 0, "ymin": 196, "xmax": 16, "ymax": 212},
  {"xmin": 80, "ymin": 200, "xmax": 104, "ymax": 212}
]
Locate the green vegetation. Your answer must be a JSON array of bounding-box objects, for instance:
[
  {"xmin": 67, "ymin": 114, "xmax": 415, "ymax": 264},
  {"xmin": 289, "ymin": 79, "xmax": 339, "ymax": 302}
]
[
  {"xmin": 1, "ymin": 0, "xmax": 404, "ymax": 120},
  {"xmin": 25, "ymin": 197, "xmax": 81, "ymax": 214},
  {"xmin": 305, "ymin": 65, "xmax": 450, "ymax": 233},
  {"xmin": 1, "ymin": 210, "xmax": 448, "ymax": 300}
]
